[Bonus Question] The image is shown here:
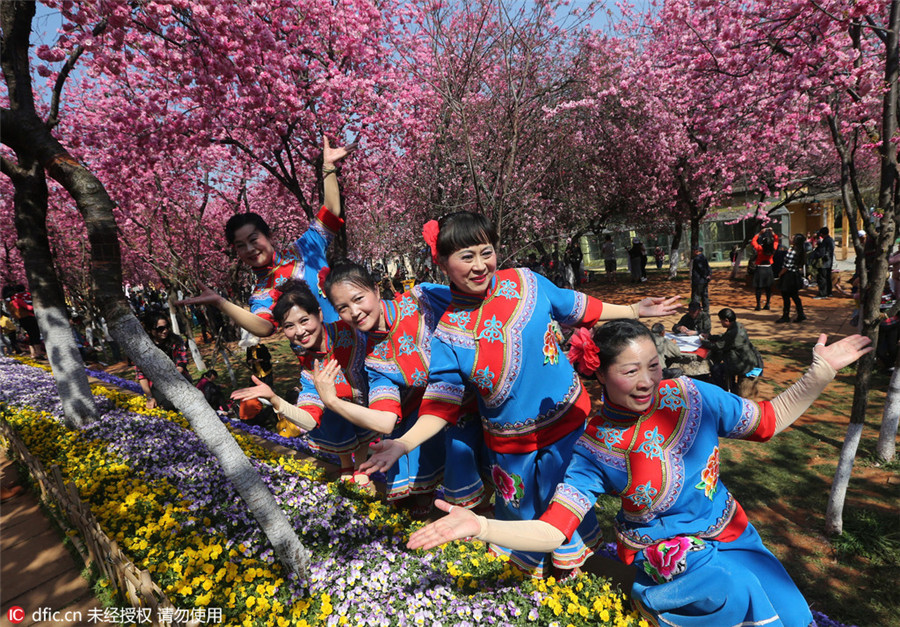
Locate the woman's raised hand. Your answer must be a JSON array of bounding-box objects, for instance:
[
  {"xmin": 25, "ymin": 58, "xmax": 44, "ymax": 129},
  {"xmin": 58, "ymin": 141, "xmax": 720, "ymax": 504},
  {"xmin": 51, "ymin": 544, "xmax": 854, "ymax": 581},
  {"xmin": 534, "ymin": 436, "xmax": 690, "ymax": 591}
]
[
  {"xmin": 230, "ymin": 376, "xmax": 275, "ymax": 402},
  {"xmin": 407, "ymin": 499, "xmax": 482, "ymax": 550},
  {"xmin": 813, "ymin": 334, "xmax": 873, "ymax": 371},
  {"xmin": 637, "ymin": 295, "xmax": 681, "ymax": 318},
  {"xmin": 322, "ymin": 135, "xmax": 357, "ymax": 167},
  {"xmin": 312, "ymin": 358, "xmax": 341, "ymax": 404}
]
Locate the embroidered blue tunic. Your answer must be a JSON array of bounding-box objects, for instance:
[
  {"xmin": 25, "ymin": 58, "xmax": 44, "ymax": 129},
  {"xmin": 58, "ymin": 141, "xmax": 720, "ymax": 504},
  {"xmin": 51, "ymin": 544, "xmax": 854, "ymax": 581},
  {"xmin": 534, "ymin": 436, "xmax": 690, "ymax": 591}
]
[
  {"xmin": 420, "ymin": 268, "xmax": 606, "ymax": 574},
  {"xmin": 365, "ymin": 283, "xmax": 482, "ymax": 502},
  {"xmin": 540, "ymin": 376, "xmax": 813, "ymax": 627},
  {"xmin": 249, "ymin": 206, "xmax": 341, "ymax": 325},
  {"xmin": 291, "ymin": 320, "xmax": 377, "ymax": 456}
]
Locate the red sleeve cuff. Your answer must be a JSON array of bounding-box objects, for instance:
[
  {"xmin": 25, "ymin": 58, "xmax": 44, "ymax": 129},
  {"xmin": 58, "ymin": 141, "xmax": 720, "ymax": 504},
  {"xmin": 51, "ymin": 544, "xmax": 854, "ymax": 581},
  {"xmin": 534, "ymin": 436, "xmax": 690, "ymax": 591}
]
[
  {"xmin": 582, "ymin": 296, "xmax": 605, "ymax": 327},
  {"xmin": 253, "ymin": 309, "xmax": 277, "ymax": 328},
  {"xmin": 539, "ymin": 501, "xmax": 581, "ymax": 543},
  {"xmin": 315, "ymin": 205, "xmax": 344, "ymax": 236},
  {"xmin": 418, "ymin": 398, "xmax": 462, "ymax": 425},
  {"xmin": 299, "ymin": 404, "xmax": 324, "ymax": 426},
  {"xmin": 370, "ymin": 398, "xmax": 402, "ymax": 419},
  {"xmin": 748, "ymin": 400, "xmax": 777, "ymax": 442}
]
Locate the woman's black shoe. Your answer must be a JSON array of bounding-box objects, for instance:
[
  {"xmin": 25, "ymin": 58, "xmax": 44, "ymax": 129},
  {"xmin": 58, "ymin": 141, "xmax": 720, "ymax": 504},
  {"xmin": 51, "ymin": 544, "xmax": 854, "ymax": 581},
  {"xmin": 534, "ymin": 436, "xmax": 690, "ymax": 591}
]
[{"xmin": 775, "ymin": 317, "xmax": 790, "ymax": 323}]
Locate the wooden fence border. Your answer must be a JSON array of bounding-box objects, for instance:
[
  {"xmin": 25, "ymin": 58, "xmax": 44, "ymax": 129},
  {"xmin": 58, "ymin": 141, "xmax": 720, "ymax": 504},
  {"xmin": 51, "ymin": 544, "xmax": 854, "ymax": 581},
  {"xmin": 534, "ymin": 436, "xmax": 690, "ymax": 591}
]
[{"xmin": 0, "ymin": 419, "xmax": 201, "ymax": 627}]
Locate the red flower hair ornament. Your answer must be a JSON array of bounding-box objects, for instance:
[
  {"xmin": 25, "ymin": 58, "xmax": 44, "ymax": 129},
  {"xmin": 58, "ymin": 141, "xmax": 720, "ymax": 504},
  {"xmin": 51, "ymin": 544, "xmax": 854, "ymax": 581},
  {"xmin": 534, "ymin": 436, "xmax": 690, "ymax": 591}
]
[
  {"xmin": 422, "ymin": 220, "xmax": 440, "ymax": 264},
  {"xmin": 317, "ymin": 266, "xmax": 331, "ymax": 295},
  {"xmin": 567, "ymin": 327, "xmax": 600, "ymax": 376}
]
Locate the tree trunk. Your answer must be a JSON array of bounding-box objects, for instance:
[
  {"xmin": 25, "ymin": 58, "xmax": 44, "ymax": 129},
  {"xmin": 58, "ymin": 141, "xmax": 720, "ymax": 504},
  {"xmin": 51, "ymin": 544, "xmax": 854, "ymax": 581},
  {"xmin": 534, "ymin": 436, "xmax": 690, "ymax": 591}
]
[
  {"xmin": 668, "ymin": 222, "xmax": 683, "ymax": 279},
  {"xmin": 1, "ymin": 1, "xmax": 311, "ymax": 576},
  {"xmin": 875, "ymin": 354, "xmax": 899, "ymax": 463},
  {"xmin": 825, "ymin": 0, "xmax": 899, "ymax": 531},
  {"xmin": 689, "ymin": 213, "xmax": 701, "ymax": 257},
  {"xmin": 219, "ymin": 347, "xmax": 238, "ymax": 388},
  {"xmin": 824, "ymin": 421, "xmax": 865, "ymax": 535},
  {"xmin": 4, "ymin": 156, "xmax": 97, "ymax": 427},
  {"xmin": 187, "ymin": 335, "xmax": 207, "ymax": 373},
  {"xmin": 872, "ymin": 0, "xmax": 900, "ymax": 465},
  {"xmin": 730, "ymin": 249, "xmax": 744, "ymax": 280}
]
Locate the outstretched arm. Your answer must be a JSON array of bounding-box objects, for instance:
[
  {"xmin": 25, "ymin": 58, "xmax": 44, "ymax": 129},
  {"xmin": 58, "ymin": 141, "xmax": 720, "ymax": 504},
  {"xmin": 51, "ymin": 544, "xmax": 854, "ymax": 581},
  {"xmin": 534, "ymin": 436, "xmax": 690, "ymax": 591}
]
[
  {"xmin": 231, "ymin": 376, "xmax": 318, "ymax": 430},
  {"xmin": 598, "ymin": 295, "xmax": 681, "ymax": 321},
  {"xmin": 177, "ymin": 285, "xmax": 275, "ymax": 338},
  {"xmin": 408, "ymin": 499, "xmax": 566, "ymax": 552},
  {"xmin": 322, "ymin": 135, "xmax": 356, "ymax": 219},
  {"xmin": 771, "ymin": 334, "xmax": 872, "ymax": 434}
]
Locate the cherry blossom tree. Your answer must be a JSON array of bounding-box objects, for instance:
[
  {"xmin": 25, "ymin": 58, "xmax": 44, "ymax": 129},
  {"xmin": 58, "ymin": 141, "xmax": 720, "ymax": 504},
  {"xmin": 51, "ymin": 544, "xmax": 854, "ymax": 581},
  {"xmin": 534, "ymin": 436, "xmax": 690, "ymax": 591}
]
[
  {"xmin": 398, "ymin": 0, "xmax": 620, "ymax": 256},
  {"xmin": 2, "ymin": 0, "xmax": 312, "ymax": 575},
  {"xmin": 1, "ymin": 5, "xmax": 98, "ymax": 427},
  {"xmin": 616, "ymin": 0, "xmax": 837, "ymax": 268},
  {"xmin": 36, "ymin": 0, "xmax": 432, "ymax": 265},
  {"xmin": 642, "ymin": 0, "xmax": 897, "ymax": 533}
]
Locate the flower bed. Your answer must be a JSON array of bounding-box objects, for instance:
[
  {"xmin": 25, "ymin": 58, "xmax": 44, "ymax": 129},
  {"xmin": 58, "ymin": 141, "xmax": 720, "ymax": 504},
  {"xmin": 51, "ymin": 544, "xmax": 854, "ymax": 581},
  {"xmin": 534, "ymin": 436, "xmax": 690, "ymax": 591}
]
[{"xmin": 0, "ymin": 356, "xmax": 647, "ymax": 627}]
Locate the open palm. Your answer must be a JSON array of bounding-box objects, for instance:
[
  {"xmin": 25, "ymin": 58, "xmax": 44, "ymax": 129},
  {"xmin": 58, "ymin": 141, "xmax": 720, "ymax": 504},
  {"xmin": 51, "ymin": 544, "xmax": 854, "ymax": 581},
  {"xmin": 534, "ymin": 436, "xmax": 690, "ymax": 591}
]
[
  {"xmin": 814, "ymin": 334, "xmax": 872, "ymax": 371},
  {"xmin": 323, "ymin": 135, "xmax": 357, "ymax": 166}
]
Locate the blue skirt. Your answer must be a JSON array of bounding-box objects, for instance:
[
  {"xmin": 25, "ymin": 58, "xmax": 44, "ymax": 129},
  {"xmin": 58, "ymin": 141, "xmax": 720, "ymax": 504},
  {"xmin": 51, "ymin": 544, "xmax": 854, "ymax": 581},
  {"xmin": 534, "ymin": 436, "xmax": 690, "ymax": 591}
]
[
  {"xmin": 631, "ymin": 523, "xmax": 813, "ymax": 627},
  {"xmin": 385, "ymin": 411, "xmax": 445, "ymax": 501},
  {"xmin": 442, "ymin": 413, "xmax": 490, "ymax": 508},
  {"xmin": 486, "ymin": 426, "xmax": 602, "ymax": 575},
  {"xmin": 306, "ymin": 409, "xmax": 378, "ymax": 457}
]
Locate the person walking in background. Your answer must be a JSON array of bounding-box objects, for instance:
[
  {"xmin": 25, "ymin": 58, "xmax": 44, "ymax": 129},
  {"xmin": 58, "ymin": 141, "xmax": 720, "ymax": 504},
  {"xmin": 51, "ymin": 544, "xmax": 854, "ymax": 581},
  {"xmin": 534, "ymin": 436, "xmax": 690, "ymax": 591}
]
[
  {"xmin": 2, "ymin": 284, "xmax": 44, "ymax": 359},
  {"xmin": 565, "ymin": 240, "xmax": 583, "ymax": 287},
  {"xmin": 750, "ymin": 227, "xmax": 779, "ymax": 311},
  {"xmin": 628, "ymin": 238, "xmax": 647, "ymax": 282},
  {"xmin": 812, "ymin": 226, "xmax": 835, "ymax": 299},
  {"xmin": 0, "ymin": 307, "xmax": 21, "ymax": 355},
  {"xmin": 690, "ymin": 247, "xmax": 712, "ymax": 312},
  {"xmin": 601, "ymin": 234, "xmax": 617, "ymax": 283},
  {"xmin": 772, "ymin": 239, "xmax": 788, "ymax": 278},
  {"xmin": 776, "ymin": 234, "xmax": 808, "ymax": 324},
  {"xmin": 653, "ymin": 245, "xmax": 665, "ymax": 270}
]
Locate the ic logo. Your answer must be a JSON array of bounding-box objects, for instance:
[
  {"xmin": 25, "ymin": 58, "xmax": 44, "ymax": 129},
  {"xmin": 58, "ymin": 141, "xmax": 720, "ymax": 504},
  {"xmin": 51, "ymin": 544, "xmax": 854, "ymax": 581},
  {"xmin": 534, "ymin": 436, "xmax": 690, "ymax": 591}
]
[{"xmin": 7, "ymin": 606, "xmax": 25, "ymax": 623}]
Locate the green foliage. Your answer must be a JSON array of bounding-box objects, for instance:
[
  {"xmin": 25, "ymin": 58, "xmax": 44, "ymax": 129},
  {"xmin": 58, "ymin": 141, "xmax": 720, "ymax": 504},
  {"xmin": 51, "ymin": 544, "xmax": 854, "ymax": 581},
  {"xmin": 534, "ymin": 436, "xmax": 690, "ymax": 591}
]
[{"xmin": 830, "ymin": 509, "xmax": 900, "ymax": 565}]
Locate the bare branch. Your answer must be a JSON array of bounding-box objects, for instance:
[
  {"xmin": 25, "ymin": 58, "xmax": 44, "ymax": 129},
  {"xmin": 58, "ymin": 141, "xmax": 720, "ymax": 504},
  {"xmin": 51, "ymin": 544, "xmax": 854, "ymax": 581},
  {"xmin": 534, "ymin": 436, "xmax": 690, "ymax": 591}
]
[{"xmin": 48, "ymin": 18, "xmax": 108, "ymax": 129}]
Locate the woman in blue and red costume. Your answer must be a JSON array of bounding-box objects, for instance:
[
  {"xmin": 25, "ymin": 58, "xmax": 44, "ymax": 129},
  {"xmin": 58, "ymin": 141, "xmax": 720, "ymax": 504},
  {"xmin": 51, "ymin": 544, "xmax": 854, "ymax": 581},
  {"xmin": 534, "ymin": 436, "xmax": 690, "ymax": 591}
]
[
  {"xmin": 316, "ymin": 261, "xmax": 489, "ymax": 517},
  {"xmin": 407, "ymin": 319, "xmax": 872, "ymax": 626},
  {"xmin": 360, "ymin": 211, "xmax": 679, "ymax": 576},
  {"xmin": 230, "ymin": 280, "xmax": 379, "ymax": 485},
  {"xmin": 178, "ymin": 136, "xmax": 355, "ymax": 336}
]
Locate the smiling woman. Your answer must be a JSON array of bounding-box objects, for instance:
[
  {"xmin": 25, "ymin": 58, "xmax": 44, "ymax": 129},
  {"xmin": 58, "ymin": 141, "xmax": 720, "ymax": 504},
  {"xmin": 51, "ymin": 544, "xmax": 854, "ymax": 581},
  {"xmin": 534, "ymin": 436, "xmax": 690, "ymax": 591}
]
[
  {"xmin": 406, "ymin": 319, "xmax": 872, "ymax": 627},
  {"xmin": 134, "ymin": 312, "xmax": 191, "ymax": 411},
  {"xmin": 176, "ymin": 136, "xmax": 355, "ymax": 338},
  {"xmin": 230, "ymin": 280, "xmax": 377, "ymax": 480},
  {"xmin": 361, "ymin": 211, "xmax": 679, "ymax": 577},
  {"xmin": 319, "ymin": 261, "xmax": 463, "ymax": 516}
]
